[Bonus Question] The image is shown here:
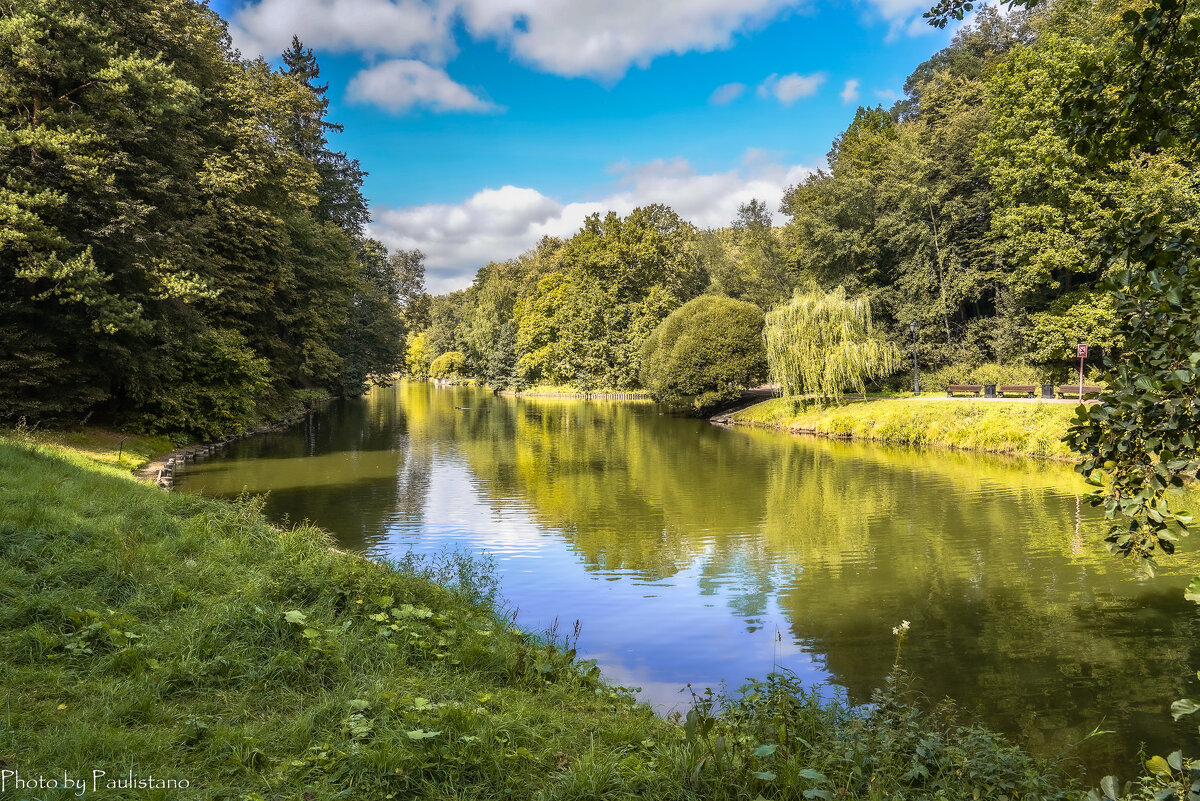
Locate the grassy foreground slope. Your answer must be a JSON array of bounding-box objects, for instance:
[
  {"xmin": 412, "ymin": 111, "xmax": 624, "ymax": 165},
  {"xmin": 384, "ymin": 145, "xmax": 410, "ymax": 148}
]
[
  {"xmin": 0, "ymin": 437, "xmax": 1082, "ymax": 800},
  {"xmin": 728, "ymin": 398, "xmax": 1079, "ymax": 458}
]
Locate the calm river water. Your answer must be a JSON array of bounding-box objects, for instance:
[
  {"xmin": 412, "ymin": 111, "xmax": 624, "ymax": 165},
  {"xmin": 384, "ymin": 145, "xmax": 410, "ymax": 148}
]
[{"xmin": 176, "ymin": 382, "xmax": 1200, "ymax": 778}]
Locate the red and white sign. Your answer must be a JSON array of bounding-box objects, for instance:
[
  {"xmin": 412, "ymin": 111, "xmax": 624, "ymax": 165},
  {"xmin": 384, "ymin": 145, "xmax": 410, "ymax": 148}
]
[{"xmin": 1076, "ymin": 344, "xmax": 1089, "ymax": 358}]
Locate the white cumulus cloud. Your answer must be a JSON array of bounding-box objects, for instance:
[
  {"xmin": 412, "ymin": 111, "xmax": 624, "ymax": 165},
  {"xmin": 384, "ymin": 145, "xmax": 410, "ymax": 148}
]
[
  {"xmin": 346, "ymin": 60, "xmax": 500, "ymax": 113},
  {"xmin": 228, "ymin": 0, "xmax": 453, "ymax": 62},
  {"xmin": 757, "ymin": 72, "xmax": 826, "ymax": 104},
  {"xmin": 840, "ymin": 78, "xmax": 860, "ymax": 103},
  {"xmin": 709, "ymin": 82, "xmax": 747, "ymax": 105},
  {"xmin": 456, "ymin": 0, "xmax": 806, "ymax": 79},
  {"xmin": 228, "ymin": 0, "xmax": 810, "ymax": 80},
  {"xmin": 369, "ymin": 154, "xmax": 818, "ymax": 293}
]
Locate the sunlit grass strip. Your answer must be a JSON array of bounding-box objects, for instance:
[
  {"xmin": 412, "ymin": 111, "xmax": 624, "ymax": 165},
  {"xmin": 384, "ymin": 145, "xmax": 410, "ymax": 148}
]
[
  {"xmin": 0, "ymin": 425, "xmax": 175, "ymax": 472},
  {"xmin": 730, "ymin": 397, "xmax": 1079, "ymax": 458}
]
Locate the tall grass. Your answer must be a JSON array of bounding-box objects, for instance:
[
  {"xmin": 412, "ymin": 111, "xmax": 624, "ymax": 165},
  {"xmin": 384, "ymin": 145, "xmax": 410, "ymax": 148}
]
[{"xmin": 0, "ymin": 436, "xmax": 1089, "ymax": 799}]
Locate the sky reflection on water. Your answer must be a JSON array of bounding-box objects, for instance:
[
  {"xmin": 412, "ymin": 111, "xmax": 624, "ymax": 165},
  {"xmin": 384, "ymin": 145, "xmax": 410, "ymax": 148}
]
[{"xmin": 177, "ymin": 382, "xmax": 1200, "ymax": 777}]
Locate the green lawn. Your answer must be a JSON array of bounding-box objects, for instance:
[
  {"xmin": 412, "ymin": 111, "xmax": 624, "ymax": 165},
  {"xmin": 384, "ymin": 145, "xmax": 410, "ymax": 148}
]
[{"xmin": 729, "ymin": 397, "xmax": 1081, "ymax": 458}]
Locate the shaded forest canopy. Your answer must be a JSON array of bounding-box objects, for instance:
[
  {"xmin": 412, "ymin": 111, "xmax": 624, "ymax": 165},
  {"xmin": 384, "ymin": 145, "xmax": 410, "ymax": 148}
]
[{"xmin": 0, "ymin": 1, "xmax": 428, "ymax": 438}]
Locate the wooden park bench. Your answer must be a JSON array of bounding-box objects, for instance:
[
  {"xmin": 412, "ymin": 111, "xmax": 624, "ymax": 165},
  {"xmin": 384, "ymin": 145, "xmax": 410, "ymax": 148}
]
[
  {"xmin": 947, "ymin": 384, "xmax": 983, "ymax": 396},
  {"xmin": 997, "ymin": 384, "xmax": 1037, "ymax": 397},
  {"xmin": 1056, "ymin": 384, "xmax": 1102, "ymax": 399}
]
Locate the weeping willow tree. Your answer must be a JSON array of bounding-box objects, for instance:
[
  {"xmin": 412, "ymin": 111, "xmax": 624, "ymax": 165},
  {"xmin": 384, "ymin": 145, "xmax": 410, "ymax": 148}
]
[{"xmin": 764, "ymin": 287, "xmax": 901, "ymax": 401}]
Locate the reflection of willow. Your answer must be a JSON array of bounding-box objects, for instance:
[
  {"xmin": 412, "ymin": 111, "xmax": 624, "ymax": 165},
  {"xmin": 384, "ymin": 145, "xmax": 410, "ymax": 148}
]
[
  {"xmin": 444, "ymin": 390, "xmax": 1200, "ymax": 771},
  {"xmin": 447, "ymin": 393, "xmax": 831, "ymax": 589},
  {"xmin": 760, "ymin": 435, "xmax": 1200, "ymax": 771}
]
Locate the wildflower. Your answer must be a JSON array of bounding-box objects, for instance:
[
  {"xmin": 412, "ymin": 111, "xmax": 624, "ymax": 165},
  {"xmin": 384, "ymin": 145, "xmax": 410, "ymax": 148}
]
[{"xmin": 892, "ymin": 620, "xmax": 910, "ymax": 636}]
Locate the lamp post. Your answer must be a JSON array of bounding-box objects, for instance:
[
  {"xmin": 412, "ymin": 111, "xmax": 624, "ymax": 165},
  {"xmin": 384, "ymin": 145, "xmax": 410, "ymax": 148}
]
[{"xmin": 910, "ymin": 321, "xmax": 920, "ymax": 396}]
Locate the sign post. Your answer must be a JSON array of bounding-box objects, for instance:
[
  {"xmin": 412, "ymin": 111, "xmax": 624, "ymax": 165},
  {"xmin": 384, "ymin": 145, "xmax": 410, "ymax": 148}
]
[{"xmin": 1076, "ymin": 344, "xmax": 1089, "ymax": 401}]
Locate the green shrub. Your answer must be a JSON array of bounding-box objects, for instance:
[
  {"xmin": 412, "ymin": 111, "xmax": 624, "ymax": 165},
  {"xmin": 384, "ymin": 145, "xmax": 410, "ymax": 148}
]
[
  {"xmin": 921, "ymin": 361, "xmax": 1049, "ymax": 391},
  {"xmin": 640, "ymin": 295, "xmax": 767, "ymax": 409},
  {"xmin": 429, "ymin": 350, "xmax": 467, "ymax": 380}
]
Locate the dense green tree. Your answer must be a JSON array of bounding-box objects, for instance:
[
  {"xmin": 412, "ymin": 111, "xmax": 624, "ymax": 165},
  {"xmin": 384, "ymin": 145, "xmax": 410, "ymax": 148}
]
[
  {"xmin": 338, "ymin": 239, "xmax": 405, "ymax": 395},
  {"xmin": 554, "ymin": 205, "xmax": 707, "ymax": 388},
  {"xmin": 429, "ymin": 351, "xmax": 467, "ymax": 380},
  {"xmin": 1, "ymin": 0, "xmax": 240, "ymax": 426},
  {"xmin": 281, "ymin": 36, "xmax": 368, "ymax": 236},
  {"xmin": 640, "ymin": 295, "xmax": 767, "ymax": 409},
  {"xmin": 424, "ymin": 292, "xmax": 464, "ymax": 357},
  {"xmin": 391, "ymin": 248, "xmax": 431, "ymax": 333},
  {"xmin": 514, "ymin": 272, "xmax": 572, "ymax": 386},
  {"xmin": 405, "ymin": 331, "xmax": 434, "ymax": 379},
  {"xmin": 780, "ymin": 9, "xmax": 1039, "ymax": 371},
  {"xmin": 0, "ymin": 2, "xmax": 401, "ymax": 436},
  {"xmin": 703, "ymin": 200, "xmax": 793, "ymax": 310},
  {"xmin": 459, "ymin": 261, "xmax": 522, "ymax": 388},
  {"xmin": 924, "ymin": 0, "xmax": 1200, "ymax": 771}
]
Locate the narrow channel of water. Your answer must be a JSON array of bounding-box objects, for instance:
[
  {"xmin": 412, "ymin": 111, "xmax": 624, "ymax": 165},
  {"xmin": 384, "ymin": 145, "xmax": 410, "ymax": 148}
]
[{"xmin": 176, "ymin": 382, "xmax": 1200, "ymax": 778}]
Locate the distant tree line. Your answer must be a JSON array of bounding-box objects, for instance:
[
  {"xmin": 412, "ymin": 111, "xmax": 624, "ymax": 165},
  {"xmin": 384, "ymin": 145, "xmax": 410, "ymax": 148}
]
[
  {"xmin": 6, "ymin": 0, "xmax": 1196, "ymax": 429},
  {"xmin": 411, "ymin": 0, "xmax": 1196, "ymax": 404},
  {"xmin": 0, "ymin": 1, "xmax": 428, "ymax": 438}
]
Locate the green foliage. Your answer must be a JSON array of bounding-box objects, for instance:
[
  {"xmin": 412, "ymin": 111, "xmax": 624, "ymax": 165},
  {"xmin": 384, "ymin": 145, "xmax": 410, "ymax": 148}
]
[
  {"xmin": 701, "ymin": 200, "xmax": 794, "ymax": 310},
  {"xmin": 765, "ymin": 287, "xmax": 901, "ymax": 401},
  {"xmin": 424, "ymin": 209, "xmax": 707, "ymax": 393},
  {"xmin": 920, "ymin": 360, "xmax": 1048, "ymax": 391},
  {"xmin": 0, "ymin": 3, "xmax": 405, "ymax": 437},
  {"xmin": 515, "ymin": 272, "xmax": 572, "ymax": 386},
  {"xmin": 661, "ymin": 668, "xmax": 1073, "ymax": 801},
  {"xmin": 640, "ymin": 295, "xmax": 767, "ymax": 409},
  {"xmin": 405, "ymin": 331, "xmax": 434, "ymax": 379},
  {"xmin": 552, "ymin": 205, "xmax": 707, "ymax": 389},
  {"xmin": 927, "ymin": 0, "xmax": 1200, "ymax": 780},
  {"xmin": 430, "ymin": 351, "xmax": 467, "ymax": 380},
  {"xmin": 1025, "ymin": 291, "xmax": 1122, "ymax": 364},
  {"xmin": 126, "ymin": 327, "xmax": 271, "ymax": 441},
  {"xmin": 338, "ymin": 239, "xmax": 407, "ymax": 397},
  {"xmin": 780, "ymin": 11, "xmax": 1029, "ymax": 370},
  {"xmin": 392, "ymin": 248, "xmax": 432, "ymax": 334}
]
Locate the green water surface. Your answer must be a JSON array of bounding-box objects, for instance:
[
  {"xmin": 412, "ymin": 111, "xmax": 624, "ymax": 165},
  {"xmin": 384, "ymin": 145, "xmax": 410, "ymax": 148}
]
[{"xmin": 176, "ymin": 381, "xmax": 1200, "ymax": 779}]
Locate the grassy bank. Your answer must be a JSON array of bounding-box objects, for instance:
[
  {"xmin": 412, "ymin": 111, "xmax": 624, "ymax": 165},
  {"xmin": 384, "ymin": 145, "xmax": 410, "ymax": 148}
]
[
  {"xmin": 2, "ymin": 426, "xmax": 177, "ymax": 471},
  {"xmin": 727, "ymin": 397, "xmax": 1080, "ymax": 458},
  {"xmin": 0, "ymin": 435, "xmax": 1101, "ymax": 799}
]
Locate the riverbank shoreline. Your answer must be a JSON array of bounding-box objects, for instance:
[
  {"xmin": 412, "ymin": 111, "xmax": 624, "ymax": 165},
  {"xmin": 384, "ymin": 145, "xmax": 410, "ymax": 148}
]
[
  {"xmin": 497, "ymin": 384, "xmax": 653, "ymax": 401},
  {"xmin": 2, "ymin": 391, "xmax": 336, "ymax": 488},
  {"xmin": 0, "ymin": 430, "xmax": 1099, "ymax": 800},
  {"xmin": 716, "ymin": 396, "xmax": 1080, "ymax": 459},
  {"xmin": 136, "ymin": 395, "xmax": 333, "ymax": 488}
]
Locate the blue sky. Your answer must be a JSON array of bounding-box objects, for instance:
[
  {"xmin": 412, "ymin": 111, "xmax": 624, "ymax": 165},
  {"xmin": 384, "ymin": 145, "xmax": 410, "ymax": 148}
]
[{"xmin": 210, "ymin": 0, "xmax": 962, "ymax": 291}]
